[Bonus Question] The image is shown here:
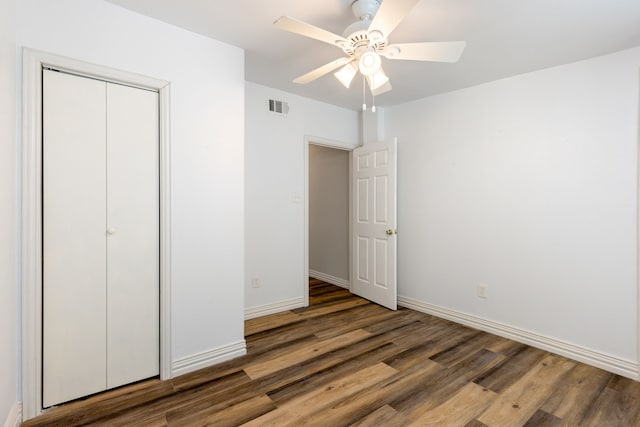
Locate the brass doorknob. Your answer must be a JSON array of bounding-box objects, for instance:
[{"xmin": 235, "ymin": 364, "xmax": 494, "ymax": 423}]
[{"xmin": 386, "ymin": 229, "xmax": 393, "ymax": 236}]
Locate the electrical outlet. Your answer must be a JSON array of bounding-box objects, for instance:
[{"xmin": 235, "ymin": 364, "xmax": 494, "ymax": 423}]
[
  {"xmin": 252, "ymin": 277, "xmax": 260, "ymax": 288},
  {"xmin": 478, "ymin": 283, "xmax": 488, "ymax": 299}
]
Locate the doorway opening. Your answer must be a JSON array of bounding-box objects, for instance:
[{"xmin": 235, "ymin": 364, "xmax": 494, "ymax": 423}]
[{"xmin": 303, "ymin": 136, "xmax": 358, "ymax": 306}]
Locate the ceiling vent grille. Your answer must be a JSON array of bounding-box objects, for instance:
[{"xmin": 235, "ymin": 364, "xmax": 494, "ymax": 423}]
[{"xmin": 269, "ymin": 99, "xmax": 289, "ymax": 115}]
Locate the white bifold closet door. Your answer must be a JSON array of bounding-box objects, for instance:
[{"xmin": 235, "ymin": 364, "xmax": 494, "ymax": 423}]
[{"xmin": 43, "ymin": 69, "xmax": 159, "ymax": 407}]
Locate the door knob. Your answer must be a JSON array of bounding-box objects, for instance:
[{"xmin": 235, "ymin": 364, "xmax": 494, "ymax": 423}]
[
  {"xmin": 106, "ymin": 227, "xmax": 117, "ymax": 235},
  {"xmin": 386, "ymin": 229, "xmax": 393, "ymax": 236}
]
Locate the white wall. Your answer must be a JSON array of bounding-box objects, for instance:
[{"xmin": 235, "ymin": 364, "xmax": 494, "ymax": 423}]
[
  {"xmin": 0, "ymin": 0, "xmax": 18, "ymax": 423},
  {"xmin": 16, "ymin": 0, "xmax": 245, "ymax": 365},
  {"xmin": 386, "ymin": 47, "xmax": 640, "ymax": 365},
  {"xmin": 360, "ymin": 108, "xmax": 385, "ymax": 145},
  {"xmin": 245, "ymin": 82, "xmax": 358, "ymax": 311},
  {"xmin": 309, "ymin": 145, "xmax": 350, "ymax": 281}
]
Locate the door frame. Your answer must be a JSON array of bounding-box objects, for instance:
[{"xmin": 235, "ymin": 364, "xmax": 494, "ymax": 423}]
[
  {"xmin": 303, "ymin": 135, "xmax": 358, "ymax": 306},
  {"xmin": 21, "ymin": 48, "xmax": 172, "ymax": 419}
]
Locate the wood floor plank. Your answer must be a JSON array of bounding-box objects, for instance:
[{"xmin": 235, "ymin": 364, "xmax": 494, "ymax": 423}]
[
  {"xmin": 522, "ymin": 409, "xmax": 563, "ymax": 427},
  {"xmin": 397, "ymin": 349, "xmax": 506, "ymax": 419},
  {"xmin": 246, "ymin": 302, "xmax": 392, "ymax": 355},
  {"xmin": 266, "ymin": 321, "xmax": 436, "ymax": 405},
  {"xmin": 168, "ymin": 394, "xmax": 276, "ymax": 427},
  {"xmin": 244, "ymin": 311, "xmax": 302, "ymax": 336},
  {"xmin": 309, "ymin": 288, "xmax": 353, "ymax": 304},
  {"xmin": 407, "ymin": 382, "xmax": 497, "ymax": 427},
  {"xmin": 90, "ymin": 413, "xmax": 169, "ymax": 427},
  {"xmin": 21, "ymin": 379, "xmax": 174, "ymax": 427},
  {"xmin": 539, "ymin": 363, "xmax": 612, "ymax": 424},
  {"xmin": 241, "ymin": 363, "xmax": 398, "ymax": 426},
  {"xmin": 245, "ymin": 321, "xmax": 317, "ymax": 355},
  {"xmin": 485, "ymin": 337, "xmax": 528, "ymax": 357},
  {"xmin": 428, "ymin": 331, "xmax": 499, "ymax": 367},
  {"xmin": 24, "ymin": 280, "xmax": 640, "ymax": 427},
  {"xmin": 606, "ymin": 374, "xmax": 640, "ymax": 399},
  {"xmin": 276, "ymin": 359, "xmax": 443, "ymax": 426},
  {"xmin": 244, "ymin": 328, "xmax": 372, "ymax": 379},
  {"xmin": 579, "ymin": 387, "xmax": 640, "ymax": 427},
  {"xmin": 350, "ymin": 404, "xmax": 410, "ymax": 427},
  {"xmin": 384, "ymin": 325, "xmax": 481, "ymax": 372},
  {"xmin": 477, "ymin": 354, "xmax": 576, "ymax": 427},
  {"xmin": 291, "ymin": 297, "xmax": 370, "ymax": 318},
  {"xmin": 314, "ymin": 305, "xmax": 400, "ymax": 340},
  {"xmin": 90, "ymin": 370, "xmax": 254, "ymax": 426},
  {"xmin": 472, "ymin": 346, "xmax": 547, "ymax": 393}
]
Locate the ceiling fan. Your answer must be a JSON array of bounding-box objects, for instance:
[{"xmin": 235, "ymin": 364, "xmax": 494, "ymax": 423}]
[{"xmin": 274, "ymin": 0, "xmax": 466, "ymax": 99}]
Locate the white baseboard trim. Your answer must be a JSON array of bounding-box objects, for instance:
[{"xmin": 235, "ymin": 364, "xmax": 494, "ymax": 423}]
[
  {"xmin": 3, "ymin": 402, "xmax": 21, "ymax": 427},
  {"xmin": 171, "ymin": 340, "xmax": 247, "ymax": 377},
  {"xmin": 245, "ymin": 297, "xmax": 305, "ymax": 320},
  {"xmin": 398, "ymin": 295, "xmax": 639, "ymax": 380},
  {"xmin": 309, "ymin": 270, "xmax": 350, "ymax": 289}
]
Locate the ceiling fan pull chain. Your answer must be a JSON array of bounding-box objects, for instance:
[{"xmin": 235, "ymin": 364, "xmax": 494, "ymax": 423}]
[
  {"xmin": 362, "ymin": 75, "xmax": 367, "ymax": 111},
  {"xmin": 372, "ymin": 90, "xmax": 376, "ymax": 113}
]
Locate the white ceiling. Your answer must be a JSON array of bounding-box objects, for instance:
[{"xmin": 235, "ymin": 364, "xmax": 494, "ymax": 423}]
[{"xmin": 106, "ymin": 0, "xmax": 640, "ymax": 110}]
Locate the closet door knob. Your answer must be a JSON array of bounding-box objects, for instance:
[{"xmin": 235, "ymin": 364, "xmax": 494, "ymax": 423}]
[{"xmin": 106, "ymin": 227, "xmax": 117, "ymax": 235}]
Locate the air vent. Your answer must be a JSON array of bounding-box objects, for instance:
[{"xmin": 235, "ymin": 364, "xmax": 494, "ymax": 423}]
[{"xmin": 268, "ymin": 99, "xmax": 289, "ymax": 115}]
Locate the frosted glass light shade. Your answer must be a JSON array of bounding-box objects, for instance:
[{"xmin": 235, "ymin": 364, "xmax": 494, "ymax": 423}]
[
  {"xmin": 334, "ymin": 63, "xmax": 358, "ymax": 88},
  {"xmin": 366, "ymin": 68, "xmax": 389, "ymax": 91},
  {"xmin": 358, "ymin": 51, "xmax": 381, "ymax": 76}
]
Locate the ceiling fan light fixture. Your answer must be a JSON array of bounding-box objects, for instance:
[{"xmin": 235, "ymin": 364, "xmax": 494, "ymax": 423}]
[
  {"xmin": 359, "ymin": 51, "xmax": 381, "ymax": 76},
  {"xmin": 366, "ymin": 68, "xmax": 389, "ymax": 91},
  {"xmin": 334, "ymin": 62, "xmax": 358, "ymax": 88},
  {"xmin": 274, "ymin": 0, "xmax": 467, "ymax": 101}
]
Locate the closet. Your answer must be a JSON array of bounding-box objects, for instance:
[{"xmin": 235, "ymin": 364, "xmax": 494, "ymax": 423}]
[{"xmin": 42, "ymin": 69, "xmax": 159, "ymax": 407}]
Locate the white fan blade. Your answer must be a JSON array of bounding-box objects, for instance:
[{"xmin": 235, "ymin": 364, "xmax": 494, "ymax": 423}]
[
  {"xmin": 372, "ymin": 80, "xmax": 392, "ymax": 96},
  {"xmin": 381, "ymin": 41, "xmax": 466, "ymax": 62},
  {"xmin": 274, "ymin": 16, "xmax": 346, "ymax": 47},
  {"xmin": 368, "ymin": 0, "xmax": 421, "ymax": 40},
  {"xmin": 294, "ymin": 58, "xmax": 353, "ymax": 84}
]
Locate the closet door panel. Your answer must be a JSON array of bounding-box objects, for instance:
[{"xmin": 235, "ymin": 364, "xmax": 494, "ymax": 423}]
[
  {"xmin": 106, "ymin": 83, "xmax": 159, "ymax": 388},
  {"xmin": 43, "ymin": 70, "xmax": 108, "ymax": 407}
]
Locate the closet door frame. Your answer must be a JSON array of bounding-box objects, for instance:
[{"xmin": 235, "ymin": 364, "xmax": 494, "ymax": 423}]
[{"xmin": 21, "ymin": 48, "xmax": 172, "ymax": 420}]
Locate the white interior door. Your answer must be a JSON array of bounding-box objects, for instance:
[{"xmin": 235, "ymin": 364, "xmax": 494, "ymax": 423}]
[
  {"xmin": 106, "ymin": 83, "xmax": 159, "ymax": 388},
  {"xmin": 43, "ymin": 70, "xmax": 159, "ymax": 407},
  {"xmin": 351, "ymin": 139, "xmax": 397, "ymax": 310},
  {"xmin": 43, "ymin": 70, "xmax": 108, "ymax": 406}
]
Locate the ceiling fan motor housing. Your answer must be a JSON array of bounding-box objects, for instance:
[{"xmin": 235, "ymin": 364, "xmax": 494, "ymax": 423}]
[
  {"xmin": 351, "ymin": 0, "xmax": 381, "ymax": 21},
  {"xmin": 342, "ymin": 0, "xmax": 386, "ymax": 58}
]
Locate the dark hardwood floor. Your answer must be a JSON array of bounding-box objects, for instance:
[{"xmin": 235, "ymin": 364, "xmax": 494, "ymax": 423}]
[{"xmin": 24, "ymin": 279, "xmax": 640, "ymax": 426}]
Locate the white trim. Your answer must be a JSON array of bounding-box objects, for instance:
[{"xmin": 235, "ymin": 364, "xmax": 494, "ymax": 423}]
[
  {"xmin": 304, "ymin": 135, "xmax": 358, "ymax": 307},
  {"xmin": 309, "ymin": 270, "xmax": 350, "ymax": 289},
  {"xmin": 158, "ymin": 83, "xmax": 173, "ymax": 382},
  {"xmin": 306, "ymin": 135, "xmax": 359, "ymax": 151},
  {"xmin": 21, "ymin": 48, "xmax": 173, "ymax": 420},
  {"xmin": 398, "ymin": 295, "xmax": 639, "ymax": 380},
  {"xmin": 637, "ymin": 82, "xmax": 640, "ymax": 381},
  {"xmin": 3, "ymin": 402, "xmax": 21, "ymax": 427},
  {"xmin": 244, "ymin": 297, "xmax": 306, "ymax": 320},
  {"xmin": 171, "ymin": 341, "xmax": 247, "ymax": 377}
]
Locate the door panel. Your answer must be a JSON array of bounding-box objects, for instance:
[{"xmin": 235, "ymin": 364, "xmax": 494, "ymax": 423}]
[
  {"xmin": 351, "ymin": 139, "xmax": 397, "ymax": 310},
  {"xmin": 43, "ymin": 70, "xmax": 108, "ymax": 406},
  {"xmin": 357, "ymin": 178, "xmax": 369, "ymax": 222},
  {"xmin": 374, "ymin": 237, "xmax": 388, "ymax": 288},
  {"xmin": 374, "ymin": 175, "xmax": 388, "ymax": 223},
  {"xmin": 106, "ymin": 83, "xmax": 160, "ymax": 388}
]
